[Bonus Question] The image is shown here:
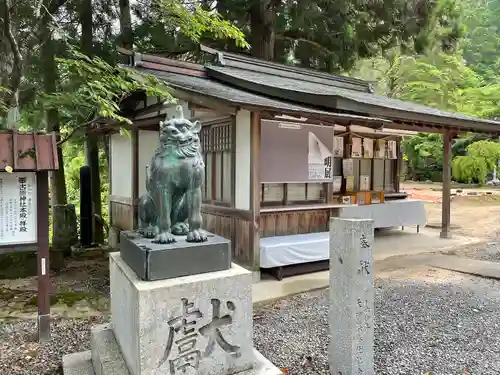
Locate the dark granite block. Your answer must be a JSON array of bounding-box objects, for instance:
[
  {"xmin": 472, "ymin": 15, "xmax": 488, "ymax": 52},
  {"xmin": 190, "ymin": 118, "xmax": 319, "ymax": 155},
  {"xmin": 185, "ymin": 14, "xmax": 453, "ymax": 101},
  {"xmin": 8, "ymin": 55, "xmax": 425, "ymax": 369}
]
[{"xmin": 119, "ymin": 231, "xmax": 231, "ymax": 281}]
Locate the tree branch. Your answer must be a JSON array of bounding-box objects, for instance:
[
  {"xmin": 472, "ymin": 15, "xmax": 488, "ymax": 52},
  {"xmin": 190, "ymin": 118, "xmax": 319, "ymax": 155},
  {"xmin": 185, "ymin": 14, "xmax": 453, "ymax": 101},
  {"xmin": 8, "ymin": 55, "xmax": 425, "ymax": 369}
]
[
  {"xmin": 48, "ymin": 0, "xmax": 70, "ymax": 14},
  {"xmin": 57, "ymin": 119, "xmax": 99, "ymax": 146},
  {"xmin": 275, "ymin": 34, "xmax": 334, "ymax": 56}
]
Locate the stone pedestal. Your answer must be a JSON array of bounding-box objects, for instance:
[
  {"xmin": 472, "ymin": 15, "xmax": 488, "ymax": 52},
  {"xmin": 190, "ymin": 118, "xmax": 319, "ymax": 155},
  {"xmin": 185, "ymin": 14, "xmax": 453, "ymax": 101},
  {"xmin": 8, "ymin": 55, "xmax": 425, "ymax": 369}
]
[
  {"xmin": 62, "ymin": 252, "xmax": 282, "ymax": 375},
  {"xmin": 119, "ymin": 231, "xmax": 231, "ymax": 281},
  {"xmin": 110, "ymin": 252, "xmax": 254, "ymax": 375},
  {"xmin": 329, "ymin": 217, "xmax": 374, "ymax": 375}
]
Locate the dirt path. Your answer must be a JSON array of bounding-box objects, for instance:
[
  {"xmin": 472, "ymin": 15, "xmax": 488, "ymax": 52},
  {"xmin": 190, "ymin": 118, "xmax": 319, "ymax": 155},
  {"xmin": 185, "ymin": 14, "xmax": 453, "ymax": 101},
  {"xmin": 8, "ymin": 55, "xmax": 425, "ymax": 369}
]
[{"xmin": 403, "ymin": 181, "xmax": 500, "ymax": 239}]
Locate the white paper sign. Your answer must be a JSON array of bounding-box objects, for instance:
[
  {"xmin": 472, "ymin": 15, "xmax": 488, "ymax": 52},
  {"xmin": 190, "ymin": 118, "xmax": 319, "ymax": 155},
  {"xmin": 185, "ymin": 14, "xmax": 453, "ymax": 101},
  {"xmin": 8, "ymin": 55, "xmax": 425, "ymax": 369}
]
[
  {"xmin": 308, "ymin": 132, "xmax": 332, "ymax": 181},
  {"xmin": 387, "ymin": 140, "xmax": 397, "ymax": 159},
  {"xmin": 0, "ymin": 172, "xmax": 37, "ymax": 245},
  {"xmin": 308, "ymin": 163, "xmax": 327, "ymax": 180},
  {"xmin": 333, "ymin": 136, "xmax": 344, "ymax": 157},
  {"xmin": 360, "ymin": 175, "xmax": 371, "ymax": 191},
  {"xmin": 342, "ymin": 159, "xmax": 354, "ymax": 177},
  {"xmin": 363, "ymin": 138, "xmax": 374, "ymax": 158},
  {"xmin": 333, "ymin": 176, "xmax": 342, "ymax": 193},
  {"xmin": 351, "ymin": 137, "xmax": 362, "ymax": 158}
]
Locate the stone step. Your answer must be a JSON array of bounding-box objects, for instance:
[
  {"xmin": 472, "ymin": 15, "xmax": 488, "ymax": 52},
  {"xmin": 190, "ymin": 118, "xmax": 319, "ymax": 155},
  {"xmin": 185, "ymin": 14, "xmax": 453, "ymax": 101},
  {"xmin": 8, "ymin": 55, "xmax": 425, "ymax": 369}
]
[
  {"xmin": 90, "ymin": 323, "xmax": 131, "ymax": 375},
  {"xmin": 62, "ymin": 351, "xmax": 95, "ymax": 375},
  {"xmin": 89, "ymin": 323, "xmax": 282, "ymax": 375}
]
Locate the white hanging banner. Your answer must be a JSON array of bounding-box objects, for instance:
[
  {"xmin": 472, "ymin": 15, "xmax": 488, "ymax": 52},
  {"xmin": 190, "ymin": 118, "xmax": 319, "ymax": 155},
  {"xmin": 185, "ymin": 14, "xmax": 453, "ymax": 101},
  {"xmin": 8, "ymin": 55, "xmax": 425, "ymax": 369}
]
[
  {"xmin": 0, "ymin": 172, "xmax": 37, "ymax": 245},
  {"xmin": 308, "ymin": 132, "xmax": 333, "ymax": 181}
]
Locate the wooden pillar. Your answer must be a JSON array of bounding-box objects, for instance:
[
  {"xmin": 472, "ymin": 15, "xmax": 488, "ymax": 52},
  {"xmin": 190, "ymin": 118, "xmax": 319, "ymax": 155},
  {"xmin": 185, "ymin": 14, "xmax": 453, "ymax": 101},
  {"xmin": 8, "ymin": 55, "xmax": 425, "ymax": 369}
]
[
  {"xmin": 37, "ymin": 171, "xmax": 50, "ymax": 342},
  {"xmin": 440, "ymin": 130, "xmax": 452, "ymax": 239},
  {"xmin": 131, "ymin": 128, "xmax": 139, "ymax": 229},
  {"xmin": 394, "ymin": 139, "xmax": 401, "ymax": 192},
  {"xmin": 249, "ymin": 112, "xmax": 261, "ymax": 280}
]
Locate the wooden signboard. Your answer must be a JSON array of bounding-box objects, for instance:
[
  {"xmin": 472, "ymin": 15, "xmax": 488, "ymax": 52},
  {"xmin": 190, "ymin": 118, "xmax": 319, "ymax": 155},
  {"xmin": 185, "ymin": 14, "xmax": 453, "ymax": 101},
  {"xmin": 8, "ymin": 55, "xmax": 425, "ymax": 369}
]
[{"xmin": 0, "ymin": 131, "xmax": 59, "ymax": 343}]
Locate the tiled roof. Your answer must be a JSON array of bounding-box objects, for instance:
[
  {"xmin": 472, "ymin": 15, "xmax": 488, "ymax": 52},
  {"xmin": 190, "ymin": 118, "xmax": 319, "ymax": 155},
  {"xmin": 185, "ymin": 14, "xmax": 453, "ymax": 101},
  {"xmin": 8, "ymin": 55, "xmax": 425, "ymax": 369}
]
[
  {"xmin": 0, "ymin": 131, "xmax": 59, "ymax": 172},
  {"xmin": 199, "ymin": 44, "xmax": 372, "ymax": 93},
  {"xmin": 136, "ymin": 67, "xmax": 390, "ymax": 125},
  {"xmin": 123, "ymin": 46, "xmax": 500, "ymax": 134},
  {"xmin": 206, "ymin": 65, "xmax": 500, "ymax": 132}
]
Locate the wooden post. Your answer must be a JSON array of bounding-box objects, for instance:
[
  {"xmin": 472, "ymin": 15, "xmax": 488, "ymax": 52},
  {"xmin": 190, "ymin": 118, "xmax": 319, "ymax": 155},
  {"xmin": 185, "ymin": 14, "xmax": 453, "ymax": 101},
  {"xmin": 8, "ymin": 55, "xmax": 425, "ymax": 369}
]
[
  {"xmin": 249, "ymin": 111, "xmax": 261, "ymax": 281},
  {"xmin": 394, "ymin": 139, "xmax": 401, "ymax": 192},
  {"xmin": 37, "ymin": 171, "xmax": 51, "ymax": 341},
  {"xmin": 440, "ymin": 130, "xmax": 452, "ymax": 239},
  {"xmin": 131, "ymin": 129, "xmax": 139, "ymax": 229}
]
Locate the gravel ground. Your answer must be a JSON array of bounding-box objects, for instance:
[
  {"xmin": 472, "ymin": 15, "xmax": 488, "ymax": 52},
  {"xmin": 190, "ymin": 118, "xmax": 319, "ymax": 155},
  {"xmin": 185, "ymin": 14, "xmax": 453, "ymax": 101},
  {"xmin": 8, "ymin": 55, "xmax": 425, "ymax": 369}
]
[
  {"xmin": 462, "ymin": 242, "xmax": 500, "ymax": 263},
  {"xmin": 3, "ymin": 252, "xmax": 500, "ymax": 375},
  {"xmin": 0, "ymin": 316, "xmax": 107, "ymax": 375},
  {"xmin": 254, "ymin": 276, "xmax": 500, "ymax": 375}
]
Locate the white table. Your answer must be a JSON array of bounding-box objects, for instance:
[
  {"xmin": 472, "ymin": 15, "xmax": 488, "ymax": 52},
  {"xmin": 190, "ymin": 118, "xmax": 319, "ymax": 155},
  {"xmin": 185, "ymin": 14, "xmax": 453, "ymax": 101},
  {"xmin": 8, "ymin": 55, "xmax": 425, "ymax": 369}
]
[{"xmin": 337, "ymin": 199, "xmax": 427, "ymax": 231}]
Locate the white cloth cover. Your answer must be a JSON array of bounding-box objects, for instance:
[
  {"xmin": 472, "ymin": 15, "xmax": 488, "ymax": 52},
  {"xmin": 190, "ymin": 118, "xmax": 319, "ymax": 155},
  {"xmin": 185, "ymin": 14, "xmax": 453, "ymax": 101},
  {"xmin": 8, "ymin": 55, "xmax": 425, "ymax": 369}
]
[
  {"xmin": 259, "ymin": 200, "xmax": 427, "ymax": 268},
  {"xmin": 337, "ymin": 199, "xmax": 427, "ymax": 228},
  {"xmin": 260, "ymin": 232, "xmax": 329, "ymax": 268}
]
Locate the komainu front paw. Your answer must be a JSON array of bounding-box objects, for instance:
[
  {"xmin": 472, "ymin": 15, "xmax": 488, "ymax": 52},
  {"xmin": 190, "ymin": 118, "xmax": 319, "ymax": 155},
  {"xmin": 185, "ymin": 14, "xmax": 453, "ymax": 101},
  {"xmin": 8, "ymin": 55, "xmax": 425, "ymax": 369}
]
[
  {"xmin": 171, "ymin": 222, "xmax": 189, "ymax": 236},
  {"xmin": 153, "ymin": 231, "xmax": 176, "ymax": 244},
  {"xmin": 186, "ymin": 229, "xmax": 208, "ymax": 243}
]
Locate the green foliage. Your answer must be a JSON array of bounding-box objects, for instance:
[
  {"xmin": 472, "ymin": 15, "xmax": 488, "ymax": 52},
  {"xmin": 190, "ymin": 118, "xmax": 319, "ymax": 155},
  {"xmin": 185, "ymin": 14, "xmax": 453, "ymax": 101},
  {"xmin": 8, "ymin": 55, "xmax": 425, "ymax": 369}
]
[
  {"xmin": 452, "ymin": 133, "xmax": 489, "ymax": 156},
  {"xmin": 159, "ymin": 0, "xmax": 248, "ymax": 48},
  {"xmin": 42, "ymin": 48, "xmax": 173, "ymax": 132},
  {"xmin": 461, "ymin": 0, "xmax": 500, "ymax": 81},
  {"xmin": 451, "ymin": 140, "xmax": 500, "ymax": 183},
  {"xmin": 452, "ymin": 156, "xmax": 489, "ymax": 183},
  {"xmin": 403, "ymin": 133, "xmax": 444, "ymax": 181},
  {"xmin": 466, "ymin": 140, "xmax": 500, "ymax": 171},
  {"xmin": 211, "ymin": 0, "xmax": 463, "ymax": 72}
]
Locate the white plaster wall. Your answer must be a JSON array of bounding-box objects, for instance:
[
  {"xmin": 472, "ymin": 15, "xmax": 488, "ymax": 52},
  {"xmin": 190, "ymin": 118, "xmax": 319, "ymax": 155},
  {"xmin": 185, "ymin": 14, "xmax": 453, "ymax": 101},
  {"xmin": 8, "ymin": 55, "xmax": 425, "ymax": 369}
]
[
  {"xmin": 110, "ymin": 133, "xmax": 132, "ymax": 198},
  {"xmin": 138, "ymin": 130, "xmax": 160, "ymax": 196},
  {"xmin": 234, "ymin": 109, "xmax": 252, "ymax": 210}
]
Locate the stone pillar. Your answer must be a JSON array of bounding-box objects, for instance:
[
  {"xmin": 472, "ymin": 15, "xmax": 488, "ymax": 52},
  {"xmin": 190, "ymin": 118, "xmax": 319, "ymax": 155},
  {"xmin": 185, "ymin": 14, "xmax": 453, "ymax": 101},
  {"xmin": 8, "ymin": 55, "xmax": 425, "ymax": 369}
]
[
  {"xmin": 52, "ymin": 204, "xmax": 78, "ymax": 254},
  {"xmin": 329, "ymin": 217, "xmax": 374, "ymax": 375}
]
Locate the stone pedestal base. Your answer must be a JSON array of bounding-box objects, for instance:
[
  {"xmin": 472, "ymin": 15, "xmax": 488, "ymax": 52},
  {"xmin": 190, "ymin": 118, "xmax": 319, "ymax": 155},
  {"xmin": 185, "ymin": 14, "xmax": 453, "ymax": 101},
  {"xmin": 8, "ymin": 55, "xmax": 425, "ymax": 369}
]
[
  {"xmin": 119, "ymin": 230, "xmax": 231, "ymax": 281},
  {"xmin": 62, "ymin": 252, "xmax": 282, "ymax": 375},
  {"xmin": 63, "ymin": 326, "xmax": 282, "ymax": 375}
]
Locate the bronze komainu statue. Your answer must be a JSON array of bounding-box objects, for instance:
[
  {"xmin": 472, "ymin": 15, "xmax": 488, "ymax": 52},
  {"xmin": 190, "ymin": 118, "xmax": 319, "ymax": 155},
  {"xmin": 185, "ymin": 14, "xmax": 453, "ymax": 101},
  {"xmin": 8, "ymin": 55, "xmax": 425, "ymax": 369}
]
[{"xmin": 137, "ymin": 105, "xmax": 207, "ymax": 244}]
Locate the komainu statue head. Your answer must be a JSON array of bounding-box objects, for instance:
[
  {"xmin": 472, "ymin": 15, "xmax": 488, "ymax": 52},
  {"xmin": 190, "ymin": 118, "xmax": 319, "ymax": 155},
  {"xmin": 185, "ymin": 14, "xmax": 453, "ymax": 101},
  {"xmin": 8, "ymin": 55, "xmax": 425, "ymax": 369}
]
[{"xmin": 159, "ymin": 105, "xmax": 202, "ymax": 158}]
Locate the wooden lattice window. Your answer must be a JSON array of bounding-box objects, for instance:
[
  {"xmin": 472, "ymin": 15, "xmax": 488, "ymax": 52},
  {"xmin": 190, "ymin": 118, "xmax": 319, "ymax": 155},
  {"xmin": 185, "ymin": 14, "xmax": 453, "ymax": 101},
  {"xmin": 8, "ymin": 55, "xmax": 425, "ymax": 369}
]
[{"xmin": 201, "ymin": 120, "xmax": 234, "ymax": 205}]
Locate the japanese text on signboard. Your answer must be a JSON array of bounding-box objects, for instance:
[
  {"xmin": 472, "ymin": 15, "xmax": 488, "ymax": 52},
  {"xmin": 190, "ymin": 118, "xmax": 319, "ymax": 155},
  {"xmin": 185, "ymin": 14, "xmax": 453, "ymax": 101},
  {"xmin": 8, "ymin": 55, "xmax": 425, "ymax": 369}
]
[{"xmin": 0, "ymin": 173, "xmax": 37, "ymax": 245}]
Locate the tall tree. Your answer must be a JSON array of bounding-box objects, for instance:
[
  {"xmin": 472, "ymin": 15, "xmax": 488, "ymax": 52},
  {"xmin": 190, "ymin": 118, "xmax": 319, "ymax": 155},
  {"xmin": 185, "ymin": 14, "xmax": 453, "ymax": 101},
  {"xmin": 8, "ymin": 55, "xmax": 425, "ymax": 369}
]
[
  {"xmin": 0, "ymin": 0, "xmax": 22, "ymax": 128},
  {"xmin": 79, "ymin": 0, "xmax": 105, "ymax": 243},
  {"xmin": 461, "ymin": 0, "xmax": 500, "ymax": 81},
  {"xmin": 249, "ymin": 0, "xmax": 281, "ymax": 60},
  {"xmin": 40, "ymin": 0, "xmax": 68, "ymax": 205},
  {"xmin": 119, "ymin": 0, "xmax": 134, "ymax": 49}
]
